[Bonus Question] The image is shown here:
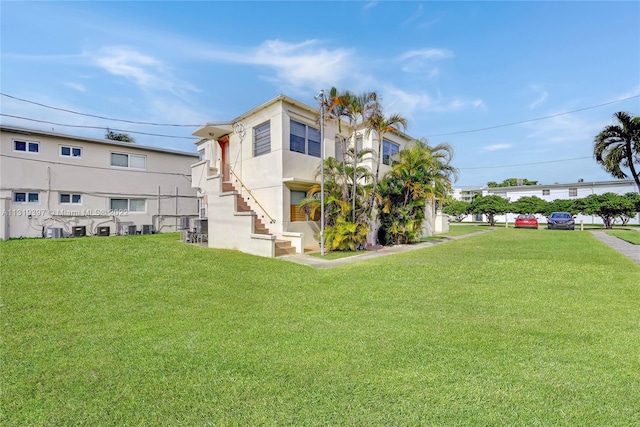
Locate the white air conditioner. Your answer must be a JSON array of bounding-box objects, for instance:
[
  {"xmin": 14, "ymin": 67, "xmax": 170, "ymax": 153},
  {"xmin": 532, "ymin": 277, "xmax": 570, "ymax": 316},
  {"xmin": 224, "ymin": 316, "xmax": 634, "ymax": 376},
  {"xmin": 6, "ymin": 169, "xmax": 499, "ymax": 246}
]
[{"xmin": 46, "ymin": 228, "xmax": 64, "ymax": 239}]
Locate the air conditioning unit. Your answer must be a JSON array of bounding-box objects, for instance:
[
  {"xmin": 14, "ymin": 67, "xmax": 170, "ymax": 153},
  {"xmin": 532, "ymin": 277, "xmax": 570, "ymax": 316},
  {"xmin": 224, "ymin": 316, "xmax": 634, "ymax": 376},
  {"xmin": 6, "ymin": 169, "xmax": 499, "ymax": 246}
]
[
  {"xmin": 195, "ymin": 219, "xmax": 208, "ymax": 234},
  {"xmin": 179, "ymin": 216, "xmax": 190, "ymax": 230},
  {"xmin": 97, "ymin": 226, "xmax": 110, "ymax": 236},
  {"xmin": 46, "ymin": 228, "xmax": 64, "ymax": 239},
  {"xmin": 142, "ymin": 224, "xmax": 154, "ymax": 235},
  {"xmin": 72, "ymin": 226, "xmax": 86, "ymax": 237},
  {"xmin": 127, "ymin": 225, "xmax": 138, "ymax": 235}
]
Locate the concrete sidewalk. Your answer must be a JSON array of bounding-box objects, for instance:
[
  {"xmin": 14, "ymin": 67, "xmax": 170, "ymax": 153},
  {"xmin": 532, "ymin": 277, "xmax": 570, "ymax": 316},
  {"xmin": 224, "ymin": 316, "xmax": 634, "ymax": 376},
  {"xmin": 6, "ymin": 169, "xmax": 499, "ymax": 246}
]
[
  {"xmin": 590, "ymin": 231, "xmax": 640, "ymax": 265},
  {"xmin": 279, "ymin": 228, "xmax": 494, "ymax": 269}
]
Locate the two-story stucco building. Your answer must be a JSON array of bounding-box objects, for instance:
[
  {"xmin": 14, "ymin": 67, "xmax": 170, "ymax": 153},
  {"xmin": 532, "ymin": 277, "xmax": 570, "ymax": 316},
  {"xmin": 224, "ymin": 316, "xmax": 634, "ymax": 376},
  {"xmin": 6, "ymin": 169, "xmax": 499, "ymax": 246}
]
[
  {"xmin": 0, "ymin": 125, "xmax": 200, "ymax": 239},
  {"xmin": 191, "ymin": 94, "xmax": 446, "ymax": 258}
]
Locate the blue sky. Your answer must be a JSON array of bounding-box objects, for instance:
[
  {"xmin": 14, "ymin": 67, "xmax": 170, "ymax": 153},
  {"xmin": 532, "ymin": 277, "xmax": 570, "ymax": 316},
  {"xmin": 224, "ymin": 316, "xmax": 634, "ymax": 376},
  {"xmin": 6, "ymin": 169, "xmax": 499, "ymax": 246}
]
[{"xmin": 1, "ymin": 1, "xmax": 639, "ymax": 187}]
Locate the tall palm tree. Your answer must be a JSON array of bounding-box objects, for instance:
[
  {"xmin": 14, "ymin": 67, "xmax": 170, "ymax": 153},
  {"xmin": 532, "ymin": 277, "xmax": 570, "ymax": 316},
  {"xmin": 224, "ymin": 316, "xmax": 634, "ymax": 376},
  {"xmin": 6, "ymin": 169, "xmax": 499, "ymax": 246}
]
[
  {"xmin": 376, "ymin": 139, "xmax": 458, "ymax": 245},
  {"xmin": 326, "ymin": 89, "xmax": 379, "ymax": 221},
  {"xmin": 366, "ymin": 111, "xmax": 407, "ymax": 215},
  {"xmin": 594, "ymin": 111, "xmax": 640, "ymax": 193}
]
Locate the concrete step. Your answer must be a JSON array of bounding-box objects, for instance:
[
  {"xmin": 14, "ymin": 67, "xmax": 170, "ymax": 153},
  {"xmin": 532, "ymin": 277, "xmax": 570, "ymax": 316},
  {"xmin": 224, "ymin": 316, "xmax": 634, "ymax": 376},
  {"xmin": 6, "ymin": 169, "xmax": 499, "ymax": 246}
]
[
  {"xmin": 236, "ymin": 195, "xmax": 252, "ymax": 212},
  {"xmin": 275, "ymin": 239, "xmax": 296, "ymax": 256},
  {"xmin": 254, "ymin": 218, "xmax": 270, "ymax": 235},
  {"xmin": 222, "ymin": 181, "xmax": 235, "ymax": 192}
]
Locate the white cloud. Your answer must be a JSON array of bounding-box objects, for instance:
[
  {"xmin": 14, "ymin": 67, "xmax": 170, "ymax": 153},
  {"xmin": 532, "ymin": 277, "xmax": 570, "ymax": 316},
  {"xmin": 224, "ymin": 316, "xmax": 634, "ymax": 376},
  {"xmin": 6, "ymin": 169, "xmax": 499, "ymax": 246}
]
[
  {"xmin": 523, "ymin": 112, "xmax": 598, "ymax": 144},
  {"xmin": 382, "ymin": 86, "xmax": 484, "ymax": 116},
  {"xmin": 402, "ymin": 4, "xmax": 423, "ymax": 25},
  {"xmin": 64, "ymin": 82, "xmax": 86, "ymax": 92},
  {"xmin": 482, "ymin": 144, "xmax": 512, "ymax": 151},
  {"xmin": 89, "ymin": 46, "xmax": 198, "ymax": 95},
  {"xmin": 529, "ymin": 86, "xmax": 548, "ymax": 109},
  {"xmin": 398, "ymin": 48, "xmax": 454, "ymax": 75},
  {"xmin": 398, "ymin": 48, "xmax": 453, "ymax": 62},
  {"xmin": 199, "ymin": 39, "xmax": 354, "ymax": 90},
  {"xmin": 618, "ymin": 84, "xmax": 640, "ymax": 99},
  {"xmin": 363, "ymin": 1, "xmax": 378, "ymax": 10}
]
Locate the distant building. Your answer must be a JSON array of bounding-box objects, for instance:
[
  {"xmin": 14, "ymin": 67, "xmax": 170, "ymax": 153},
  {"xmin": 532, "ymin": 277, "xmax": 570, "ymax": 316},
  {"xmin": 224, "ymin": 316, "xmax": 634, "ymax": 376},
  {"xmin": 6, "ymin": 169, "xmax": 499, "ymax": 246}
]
[
  {"xmin": 450, "ymin": 187, "xmax": 483, "ymax": 203},
  {"xmin": 451, "ymin": 180, "xmax": 639, "ymax": 225},
  {"xmin": 1, "ymin": 125, "xmax": 199, "ymax": 239}
]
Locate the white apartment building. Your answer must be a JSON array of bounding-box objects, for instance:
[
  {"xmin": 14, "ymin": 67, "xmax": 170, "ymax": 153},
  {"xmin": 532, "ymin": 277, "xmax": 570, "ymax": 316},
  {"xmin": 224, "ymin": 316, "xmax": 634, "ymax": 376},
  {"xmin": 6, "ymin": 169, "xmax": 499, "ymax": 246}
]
[
  {"xmin": 191, "ymin": 94, "xmax": 447, "ymax": 258},
  {"xmin": 1, "ymin": 126, "xmax": 200, "ymax": 239},
  {"xmin": 451, "ymin": 180, "xmax": 639, "ymax": 225}
]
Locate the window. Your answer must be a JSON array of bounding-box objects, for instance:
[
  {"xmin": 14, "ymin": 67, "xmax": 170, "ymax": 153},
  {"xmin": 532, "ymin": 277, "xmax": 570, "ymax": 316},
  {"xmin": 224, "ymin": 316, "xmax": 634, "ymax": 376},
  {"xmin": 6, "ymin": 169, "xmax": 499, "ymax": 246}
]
[
  {"xmin": 569, "ymin": 188, "xmax": 578, "ymax": 197},
  {"xmin": 14, "ymin": 192, "xmax": 39, "ymax": 203},
  {"xmin": 60, "ymin": 193, "xmax": 82, "ymax": 204},
  {"xmin": 110, "ymin": 152, "xmax": 146, "ymax": 169},
  {"xmin": 198, "ymin": 198, "xmax": 207, "ymax": 219},
  {"xmin": 290, "ymin": 120, "xmax": 321, "ymax": 157},
  {"xmin": 253, "ymin": 121, "xmax": 271, "ymax": 156},
  {"xmin": 110, "ymin": 198, "xmax": 146, "ymax": 212},
  {"xmin": 290, "ymin": 190, "xmax": 318, "ymax": 222},
  {"xmin": 14, "ymin": 140, "xmax": 39, "ymax": 153},
  {"xmin": 382, "ymin": 139, "xmax": 399, "ymax": 165},
  {"xmin": 542, "ymin": 189, "xmax": 550, "ymax": 196},
  {"xmin": 335, "ymin": 135, "xmax": 346, "ymax": 163},
  {"xmin": 355, "ymin": 135, "xmax": 363, "ymax": 153},
  {"xmin": 61, "ymin": 145, "xmax": 82, "ymax": 158}
]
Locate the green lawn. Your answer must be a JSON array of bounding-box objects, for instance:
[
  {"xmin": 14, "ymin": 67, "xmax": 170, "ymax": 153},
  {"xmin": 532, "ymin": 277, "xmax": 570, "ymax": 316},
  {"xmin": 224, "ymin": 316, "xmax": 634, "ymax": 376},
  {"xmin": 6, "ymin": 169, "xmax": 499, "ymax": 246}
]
[
  {"xmin": 2, "ymin": 230, "xmax": 639, "ymax": 425},
  {"xmin": 607, "ymin": 229, "xmax": 640, "ymax": 245}
]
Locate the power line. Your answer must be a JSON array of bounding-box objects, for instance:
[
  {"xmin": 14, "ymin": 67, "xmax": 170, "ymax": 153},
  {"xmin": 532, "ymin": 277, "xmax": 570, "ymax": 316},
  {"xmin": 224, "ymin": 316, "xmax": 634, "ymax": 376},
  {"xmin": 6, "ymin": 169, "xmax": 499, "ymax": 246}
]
[
  {"xmin": 459, "ymin": 156, "xmax": 592, "ymax": 170},
  {"xmin": 4, "ymin": 91, "xmax": 639, "ymax": 137},
  {"xmin": 426, "ymin": 95, "xmax": 640, "ymax": 137},
  {"xmin": 1, "ymin": 93, "xmax": 200, "ymax": 127},
  {"xmin": 0, "ymin": 114, "xmax": 195, "ymax": 140}
]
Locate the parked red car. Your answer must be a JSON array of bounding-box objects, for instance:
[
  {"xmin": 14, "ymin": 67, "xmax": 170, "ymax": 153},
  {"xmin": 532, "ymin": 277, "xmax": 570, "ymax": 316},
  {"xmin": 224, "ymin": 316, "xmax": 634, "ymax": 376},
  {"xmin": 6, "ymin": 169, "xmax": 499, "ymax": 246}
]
[{"xmin": 514, "ymin": 214, "xmax": 539, "ymax": 229}]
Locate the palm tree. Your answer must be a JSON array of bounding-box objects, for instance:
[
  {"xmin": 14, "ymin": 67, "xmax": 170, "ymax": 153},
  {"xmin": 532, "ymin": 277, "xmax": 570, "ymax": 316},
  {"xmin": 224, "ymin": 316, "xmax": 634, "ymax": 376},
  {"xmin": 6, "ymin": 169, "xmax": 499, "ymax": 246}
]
[
  {"xmin": 376, "ymin": 139, "xmax": 458, "ymax": 244},
  {"xmin": 326, "ymin": 88, "xmax": 379, "ymax": 221},
  {"xmin": 594, "ymin": 111, "xmax": 640, "ymax": 193},
  {"xmin": 366, "ymin": 111, "xmax": 407, "ymax": 215},
  {"xmin": 299, "ymin": 154, "xmax": 372, "ymax": 250}
]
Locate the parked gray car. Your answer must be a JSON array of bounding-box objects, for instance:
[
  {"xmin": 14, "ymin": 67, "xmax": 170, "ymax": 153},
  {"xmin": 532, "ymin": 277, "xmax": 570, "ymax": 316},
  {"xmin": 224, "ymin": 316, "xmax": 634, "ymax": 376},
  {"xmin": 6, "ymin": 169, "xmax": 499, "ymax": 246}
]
[{"xmin": 547, "ymin": 212, "xmax": 575, "ymax": 230}]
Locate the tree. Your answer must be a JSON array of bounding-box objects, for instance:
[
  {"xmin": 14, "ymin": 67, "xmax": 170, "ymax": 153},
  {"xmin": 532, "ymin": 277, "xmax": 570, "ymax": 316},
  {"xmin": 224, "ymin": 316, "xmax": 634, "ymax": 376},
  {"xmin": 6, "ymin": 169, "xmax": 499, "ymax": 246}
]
[
  {"xmin": 539, "ymin": 199, "xmax": 581, "ymax": 217},
  {"xmin": 487, "ymin": 178, "xmax": 538, "ymax": 187},
  {"xmin": 618, "ymin": 192, "xmax": 640, "ymax": 225},
  {"xmin": 467, "ymin": 195, "xmax": 509, "ymax": 226},
  {"xmin": 326, "ymin": 88, "xmax": 379, "ymax": 222},
  {"xmin": 593, "ymin": 111, "xmax": 640, "ymax": 193},
  {"xmin": 367, "ymin": 110, "xmax": 407, "ymax": 213},
  {"xmin": 510, "ymin": 195, "xmax": 547, "ymax": 215},
  {"xmin": 105, "ymin": 129, "xmax": 135, "ymax": 143},
  {"xmin": 376, "ymin": 140, "xmax": 458, "ymax": 244},
  {"xmin": 298, "ymin": 152, "xmax": 372, "ymax": 251},
  {"xmin": 442, "ymin": 200, "xmax": 470, "ymax": 222},
  {"xmin": 576, "ymin": 193, "xmax": 634, "ymax": 229}
]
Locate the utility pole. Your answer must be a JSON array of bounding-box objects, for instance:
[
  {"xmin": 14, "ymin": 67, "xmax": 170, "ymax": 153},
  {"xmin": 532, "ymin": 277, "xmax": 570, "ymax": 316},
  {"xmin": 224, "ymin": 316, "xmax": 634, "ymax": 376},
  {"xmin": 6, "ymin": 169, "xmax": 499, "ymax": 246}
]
[{"xmin": 316, "ymin": 90, "xmax": 326, "ymax": 256}]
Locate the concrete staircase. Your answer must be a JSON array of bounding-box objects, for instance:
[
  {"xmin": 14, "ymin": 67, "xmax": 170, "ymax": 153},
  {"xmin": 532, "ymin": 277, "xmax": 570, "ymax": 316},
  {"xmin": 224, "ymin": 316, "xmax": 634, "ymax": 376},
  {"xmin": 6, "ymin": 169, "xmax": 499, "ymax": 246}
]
[{"xmin": 223, "ymin": 180, "xmax": 295, "ymax": 257}]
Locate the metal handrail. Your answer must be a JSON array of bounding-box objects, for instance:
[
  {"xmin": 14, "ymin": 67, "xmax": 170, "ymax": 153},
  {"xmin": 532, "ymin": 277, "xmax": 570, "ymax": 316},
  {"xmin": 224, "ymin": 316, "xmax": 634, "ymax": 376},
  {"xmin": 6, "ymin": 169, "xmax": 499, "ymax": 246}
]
[{"xmin": 227, "ymin": 165, "xmax": 276, "ymax": 224}]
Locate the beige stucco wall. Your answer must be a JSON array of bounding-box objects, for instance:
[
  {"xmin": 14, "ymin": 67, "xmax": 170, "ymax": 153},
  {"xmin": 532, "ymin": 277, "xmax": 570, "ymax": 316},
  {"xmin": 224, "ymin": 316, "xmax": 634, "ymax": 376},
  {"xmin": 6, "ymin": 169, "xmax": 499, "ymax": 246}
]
[
  {"xmin": 1, "ymin": 127, "xmax": 199, "ymax": 239},
  {"xmin": 191, "ymin": 95, "xmax": 432, "ymax": 256}
]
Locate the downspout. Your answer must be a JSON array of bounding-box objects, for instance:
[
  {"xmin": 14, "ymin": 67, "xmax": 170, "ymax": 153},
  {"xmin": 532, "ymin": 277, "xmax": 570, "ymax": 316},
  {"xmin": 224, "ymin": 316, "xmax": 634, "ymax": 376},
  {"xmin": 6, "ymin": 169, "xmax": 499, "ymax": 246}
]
[{"xmin": 157, "ymin": 186, "xmax": 161, "ymax": 232}]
